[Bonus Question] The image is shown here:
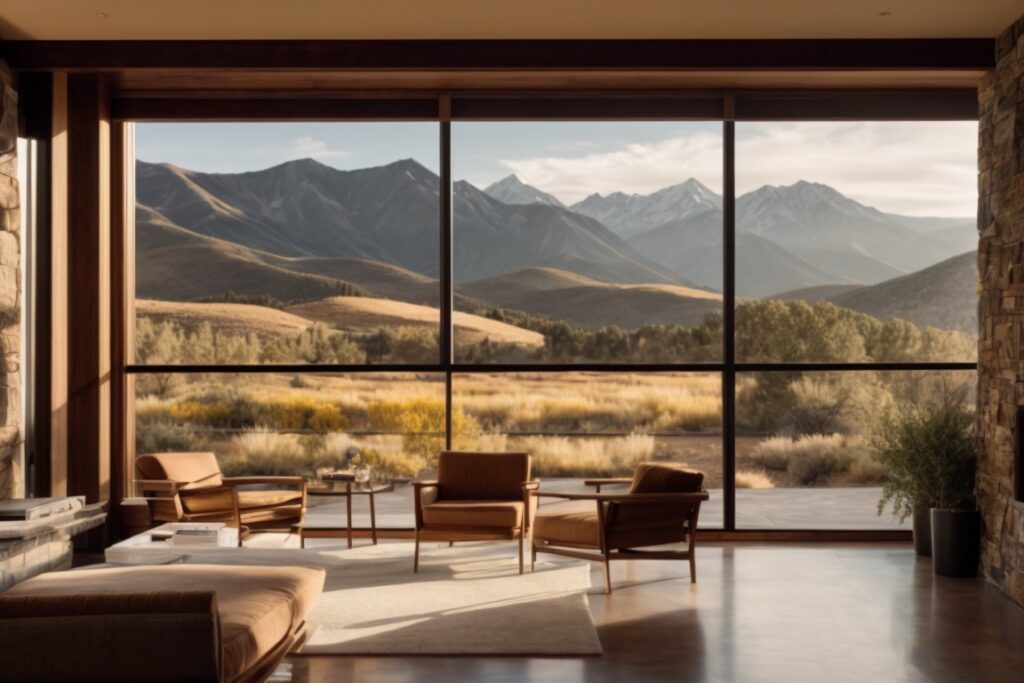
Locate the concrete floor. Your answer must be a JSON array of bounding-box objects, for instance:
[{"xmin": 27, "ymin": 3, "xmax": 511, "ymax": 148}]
[
  {"xmin": 304, "ymin": 480, "xmax": 911, "ymax": 531},
  {"xmin": 273, "ymin": 543, "xmax": 1024, "ymax": 683}
]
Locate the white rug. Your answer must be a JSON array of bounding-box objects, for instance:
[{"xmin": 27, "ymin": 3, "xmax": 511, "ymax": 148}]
[{"xmin": 168, "ymin": 541, "xmax": 602, "ymax": 656}]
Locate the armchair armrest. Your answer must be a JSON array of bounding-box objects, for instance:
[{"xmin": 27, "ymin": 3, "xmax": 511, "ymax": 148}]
[
  {"xmin": 533, "ymin": 491, "xmax": 709, "ymax": 504},
  {"xmin": 135, "ymin": 479, "xmax": 182, "ymax": 495},
  {"xmin": 412, "ymin": 480, "xmax": 439, "ymax": 528},
  {"xmin": 583, "ymin": 478, "xmax": 632, "ymax": 487},
  {"xmin": 223, "ymin": 476, "xmax": 306, "ymax": 487}
]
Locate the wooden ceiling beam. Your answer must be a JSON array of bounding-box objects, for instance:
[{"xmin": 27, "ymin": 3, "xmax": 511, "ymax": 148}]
[{"xmin": 0, "ymin": 39, "xmax": 996, "ymax": 72}]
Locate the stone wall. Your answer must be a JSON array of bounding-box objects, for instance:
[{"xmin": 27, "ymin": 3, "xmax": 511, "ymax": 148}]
[
  {"xmin": 978, "ymin": 15, "xmax": 1024, "ymax": 605},
  {"xmin": 0, "ymin": 61, "xmax": 19, "ymax": 501}
]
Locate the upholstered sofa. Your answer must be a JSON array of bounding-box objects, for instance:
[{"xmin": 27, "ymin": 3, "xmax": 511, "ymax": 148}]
[{"xmin": 0, "ymin": 563, "xmax": 325, "ymax": 682}]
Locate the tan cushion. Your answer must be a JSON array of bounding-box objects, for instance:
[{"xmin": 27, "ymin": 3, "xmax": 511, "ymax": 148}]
[
  {"xmin": 533, "ymin": 500, "xmax": 601, "ymax": 546},
  {"xmin": 180, "ymin": 486, "xmax": 235, "ymax": 514},
  {"xmin": 437, "ymin": 451, "xmax": 530, "ymax": 500},
  {"xmin": 181, "ymin": 488, "xmax": 303, "ymax": 515},
  {"xmin": 6, "ymin": 564, "xmax": 325, "ymax": 683},
  {"xmin": 237, "ymin": 489, "xmax": 304, "ymax": 510},
  {"xmin": 421, "ymin": 500, "xmax": 524, "ymax": 528},
  {"xmin": 137, "ymin": 452, "xmax": 224, "ymax": 489},
  {"xmin": 629, "ymin": 462, "xmax": 704, "ymax": 494}
]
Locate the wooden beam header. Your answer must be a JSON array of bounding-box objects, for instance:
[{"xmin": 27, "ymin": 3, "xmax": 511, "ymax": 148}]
[{"xmin": 1, "ymin": 39, "xmax": 995, "ymax": 72}]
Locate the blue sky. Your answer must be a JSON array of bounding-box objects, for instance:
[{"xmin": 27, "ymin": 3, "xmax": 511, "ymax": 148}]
[{"xmin": 136, "ymin": 120, "xmax": 977, "ymax": 216}]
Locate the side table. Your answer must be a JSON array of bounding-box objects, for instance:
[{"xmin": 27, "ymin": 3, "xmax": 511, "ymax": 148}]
[{"xmin": 297, "ymin": 482, "xmax": 392, "ymax": 549}]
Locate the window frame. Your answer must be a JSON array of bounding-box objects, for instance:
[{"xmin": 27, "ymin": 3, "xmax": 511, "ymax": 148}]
[{"xmin": 117, "ymin": 92, "xmax": 979, "ymax": 534}]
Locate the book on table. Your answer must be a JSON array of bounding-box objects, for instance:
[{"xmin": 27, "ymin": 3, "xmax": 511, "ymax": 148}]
[{"xmin": 0, "ymin": 496, "xmax": 85, "ymax": 521}]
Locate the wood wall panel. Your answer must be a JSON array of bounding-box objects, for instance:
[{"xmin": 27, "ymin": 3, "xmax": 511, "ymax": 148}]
[
  {"xmin": 65, "ymin": 75, "xmax": 110, "ymax": 504},
  {"xmin": 47, "ymin": 72, "xmax": 68, "ymax": 497}
]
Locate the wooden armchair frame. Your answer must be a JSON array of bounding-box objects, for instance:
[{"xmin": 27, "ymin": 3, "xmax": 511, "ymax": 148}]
[
  {"xmin": 413, "ymin": 479, "xmax": 540, "ymax": 574},
  {"xmin": 531, "ymin": 486, "xmax": 709, "ymax": 593},
  {"xmin": 135, "ymin": 472, "xmax": 308, "ymax": 546}
]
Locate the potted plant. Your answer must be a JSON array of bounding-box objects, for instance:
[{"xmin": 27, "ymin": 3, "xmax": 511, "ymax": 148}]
[
  {"xmin": 873, "ymin": 411, "xmax": 938, "ymax": 557},
  {"xmin": 873, "ymin": 386, "xmax": 977, "ymax": 567}
]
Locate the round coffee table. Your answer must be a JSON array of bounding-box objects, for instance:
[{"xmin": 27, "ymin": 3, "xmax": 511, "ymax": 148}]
[{"xmin": 297, "ymin": 481, "xmax": 393, "ymax": 549}]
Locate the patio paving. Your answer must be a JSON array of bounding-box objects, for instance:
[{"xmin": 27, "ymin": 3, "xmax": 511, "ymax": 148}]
[{"xmin": 304, "ymin": 479, "xmax": 909, "ymax": 531}]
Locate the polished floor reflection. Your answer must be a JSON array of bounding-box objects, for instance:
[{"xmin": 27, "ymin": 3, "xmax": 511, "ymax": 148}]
[{"xmin": 278, "ymin": 543, "xmax": 1024, "ymax": 683}]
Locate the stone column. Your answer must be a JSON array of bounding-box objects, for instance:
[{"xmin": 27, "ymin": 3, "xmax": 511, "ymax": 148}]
[
  {"xmin": 977, "ymin": 15, "xmax": 1024, "ymax": 605},
  {"xmin": 0, "ymin": 61, "xmax": 21, "ymax": 501}
]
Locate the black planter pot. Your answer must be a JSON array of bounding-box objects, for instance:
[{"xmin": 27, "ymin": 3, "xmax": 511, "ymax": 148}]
[
  {"xmin": 930, "ymin": 508, "xmax": 980, "ymax": 577},
  {"xmin": 912, "ymin": 506, "xmax": 932, "ymax": 557}
]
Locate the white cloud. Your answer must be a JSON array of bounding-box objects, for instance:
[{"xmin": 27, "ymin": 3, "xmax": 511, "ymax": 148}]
[
  {"xmin": 288, "ymin": 136, "xmax": 351, "ymax": 159},
  {"xmin": 501, "ymin": 132, "xmax": 724, "ymax": 205},
  {"xmin": 499, "ymin": 121, "xmax": 977, "ymax": 217},
  {"xmin": 736, "ymin": 121, "xmax": 977, "ymax": 217}
]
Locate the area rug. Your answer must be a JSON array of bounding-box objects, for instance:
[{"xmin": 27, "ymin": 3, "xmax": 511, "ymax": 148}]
[{"xmin": 169, "ymin": 541, "xmax": 602, "ymax": 656}]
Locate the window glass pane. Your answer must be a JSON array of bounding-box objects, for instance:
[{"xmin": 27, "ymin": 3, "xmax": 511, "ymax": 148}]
[
  {"xmin": 452, "ymin": 372, "xmax": 723, "ymax": 528},
  {"xmin": 134, "ymin": 372, "xmax": 446, "ymax": 529},
  {"xmin": 452, "ymin": 122, "xmax": 723, "ymax": 363},
  {"xmin": 133, "ymin": 122, "xmax": 440, "ymax": 365},
  {"xmin": 735, "ymin": 369, "xmax": 976, "ymax": 529},
  {"xmin": 735, "ymin": 121, "xmax": 977, "ymax": 363}
]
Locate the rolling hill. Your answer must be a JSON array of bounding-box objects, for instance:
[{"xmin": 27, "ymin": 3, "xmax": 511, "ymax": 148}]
[
  {"xmin": 458, "ymin": 267, "xmax": 721, "ymax": 329},
  {"xmin": 285, "ymin": 296, "xmax": 544, "ymax": 348},
  {"xmin": 772, "ymin": 251, "xmax": 977, "ymax": 335},
  {"xmin": 136, "ymin": 299, "xmax": 317, "ymax": 338}
]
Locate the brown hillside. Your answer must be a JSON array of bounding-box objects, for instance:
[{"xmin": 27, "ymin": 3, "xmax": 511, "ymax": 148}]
[
  {"xmin": 136, "ymin": 299, "xmax": 316, "ymax": 338},
  {"xmin": 287, "ymin": 297, "xmax": 544, "ymax": 348},
  {"xmin": 459, "ymin": 267, "xmax": 722, "ymax": 329}
]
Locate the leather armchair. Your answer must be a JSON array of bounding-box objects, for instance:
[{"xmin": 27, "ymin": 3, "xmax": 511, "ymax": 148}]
[
  {"xmin": 531, "ymin": 462, "xmax": 709, "ymax": 593},
  {"xmin": 135, "ymin": 452, "xmax": 307, "ymax": 544},
  {"xmin": 413, "ymin": 451, "xmax": 538, "ymax": 574}
]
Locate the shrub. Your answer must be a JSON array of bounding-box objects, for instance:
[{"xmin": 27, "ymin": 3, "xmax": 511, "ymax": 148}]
[
  {"xmin": 748, "ymin": 436, "xmax": 797, "ymax": 470},
  {"xmin": 736, "ymin": 469, "xmax": 774, "ymax": 489},
  {"xmin": 750, "ymin": 434, "xmax": 864, "ymax": 486},
  {"xmin": 516, "ymin": 433, "xmax": 656, "ymax": 478},
  {"xmin": 170, "ymin": 400, "xmax": 236, "ymax": 427},
  {"xmin": 252, "ymin": 395, "xmax": 348, "ymax": 432},
  {"xmin": 221, "ymin": 428, "xmax": 306, "ymax": 476},
  {"xmin": 368, "ymin": 397, "xmax": 479, "ymax": 469},
  {"xmin": 137, "ymin": 421, "xmax": 197, "ymax": 454},
  {"xmin": 787, "ymin": 450, "xmax": 854, "ymax": 486},
  {"xmin": 844, "ymin": 452, "xmax": 888, "ymax": 485}
]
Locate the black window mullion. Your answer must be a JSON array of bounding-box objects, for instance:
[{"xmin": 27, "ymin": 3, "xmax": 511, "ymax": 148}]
[
  {"xmin": 723, "ymin": 119, "xmax": 737, "ymax": 531},
  {"xmin": 440, "ymin": 115, "xmax": 454, "ymax": 449}
]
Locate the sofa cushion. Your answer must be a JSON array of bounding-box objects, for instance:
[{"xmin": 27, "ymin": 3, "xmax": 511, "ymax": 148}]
[
  {"xmin": 422, "ymin": 500, "xmax": 524, "ymax": 528},
  {"xmin": 136, "ymin": 452, "xmax": 224, "ymax": 489},
  {"xmin": 437, "ymin": 451, "xmax": 530, "ymax": 501},
  {"xmin": 6, "ymin": 563, "xmax": 325, "ymax": 682}
]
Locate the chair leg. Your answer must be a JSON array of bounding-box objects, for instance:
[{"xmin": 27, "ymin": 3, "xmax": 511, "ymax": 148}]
[
  {"xmin": 413, "ymin": 531, "xmax": 420, "ymax": 573},
  {"xmin": 449, "ymin": 541, "xmax": 454, "ymax": 547},
  {"xmin": 518, "ymin": 534, "xmax": 525, "ymax": 575},
  {"xmin": 603, "ymin": 553, "xmax": 612, "ymax": 594},
  {"xmin": 689, "ymin": 552, "xmax": 697, "ymax": 584},
  {"xmin": 531, "ymin": 542, "xmax": 537, "ymax": 571}
]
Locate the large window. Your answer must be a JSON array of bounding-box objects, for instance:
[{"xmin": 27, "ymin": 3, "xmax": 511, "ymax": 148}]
[{"xmin": 125, "ymin": 101, "xmax": 978, "ymax": 532}]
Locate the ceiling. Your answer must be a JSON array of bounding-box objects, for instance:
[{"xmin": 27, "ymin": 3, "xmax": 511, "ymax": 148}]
[{"xmin": 0, "ymin": 0, "xmax": 1020, "ymax": 40}]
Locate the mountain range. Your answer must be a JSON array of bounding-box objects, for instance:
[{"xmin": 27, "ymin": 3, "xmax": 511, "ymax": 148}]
[{"xmin": 135, "ymin": 157, "xmax": 977, "ymax": 335}]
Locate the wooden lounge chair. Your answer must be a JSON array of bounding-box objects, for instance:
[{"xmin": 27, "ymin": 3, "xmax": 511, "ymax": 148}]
[
  {"xmin": 136, "ymin": 451, "xmax": 307, "ymax": 544},
  {"xmin": 531, "ymin": 462, "xmax": 708, "ymax": 593},
  {"xmin": 413, "ymin": 451, "xmax": 539, "ymax": 574}
]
